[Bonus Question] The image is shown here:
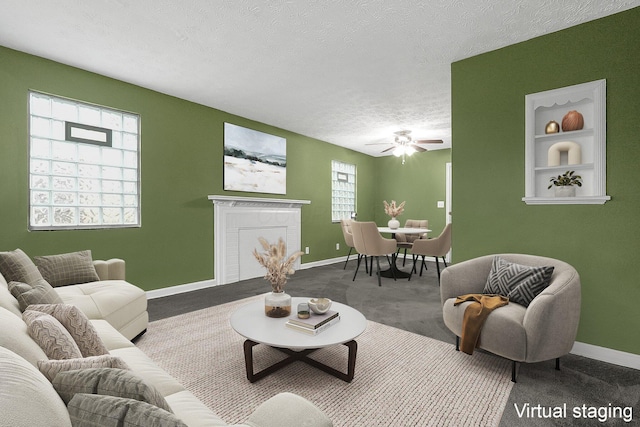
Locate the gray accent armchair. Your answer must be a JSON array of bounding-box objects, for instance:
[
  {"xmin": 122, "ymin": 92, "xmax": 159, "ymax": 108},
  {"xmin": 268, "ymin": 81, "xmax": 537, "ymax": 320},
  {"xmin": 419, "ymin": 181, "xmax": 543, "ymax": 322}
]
[{"xmin": 440, "ymin": 253, "xmax": 581, "ymax": 382}]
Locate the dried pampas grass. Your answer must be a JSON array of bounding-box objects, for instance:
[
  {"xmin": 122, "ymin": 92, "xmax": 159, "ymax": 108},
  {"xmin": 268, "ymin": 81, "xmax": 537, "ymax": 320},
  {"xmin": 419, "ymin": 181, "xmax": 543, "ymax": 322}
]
[
  {"xmin": 383, "ymin": 200, "xmax": 406, "ymax": 218},
  {"xmin": 252, "ymin": 237, "xmax": 304, "ymax": 293}
]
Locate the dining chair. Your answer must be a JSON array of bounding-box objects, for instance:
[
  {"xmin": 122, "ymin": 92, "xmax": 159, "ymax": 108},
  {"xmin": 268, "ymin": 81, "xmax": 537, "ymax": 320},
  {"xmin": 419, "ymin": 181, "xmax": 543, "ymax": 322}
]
[
  {"xmin": 350, "ymin": 221, "xmax": 397, "ymax": 286},
  {"xmin": 409, "ymin": 223, "xmax": 452, "ymax": 282},
  {"xmin": 340, "ymin": 219, "xmax": 367, "ymax": 273},
  {"xmin": 395, "ymin": 219, "xmax": 428, "ymax": 266}
]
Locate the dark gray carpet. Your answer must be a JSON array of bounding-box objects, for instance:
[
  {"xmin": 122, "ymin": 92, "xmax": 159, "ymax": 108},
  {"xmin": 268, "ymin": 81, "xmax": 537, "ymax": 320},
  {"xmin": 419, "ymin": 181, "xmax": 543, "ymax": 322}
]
[{"xmin": 147, "ymin": 258, "xmax": 639, "ymax": 426}]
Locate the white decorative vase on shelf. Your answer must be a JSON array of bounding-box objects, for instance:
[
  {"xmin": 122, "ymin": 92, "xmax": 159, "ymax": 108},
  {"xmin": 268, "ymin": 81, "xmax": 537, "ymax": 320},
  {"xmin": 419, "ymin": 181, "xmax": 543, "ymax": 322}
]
[
  {"xmin": 388, "ymin": 217, "xmax": 400, "ymax": 229},
  {"xmin": 554, "ymin": 186, "xmax": 576, "ymax": 197}
]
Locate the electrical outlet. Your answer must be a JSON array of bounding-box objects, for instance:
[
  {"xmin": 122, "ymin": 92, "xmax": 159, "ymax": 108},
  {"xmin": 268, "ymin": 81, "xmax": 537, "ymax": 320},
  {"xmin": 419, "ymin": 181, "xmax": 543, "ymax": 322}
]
[
  {"xmin": 336, "ymin": 243, "xmax": 340, "ymax": 250},
  {"xmin": 305, "ymin": 247, "xmax": 310, "ymax": 254},
  {"xmin": 437, "ymin": 201, "xmax": 445, "ymax": 208}
]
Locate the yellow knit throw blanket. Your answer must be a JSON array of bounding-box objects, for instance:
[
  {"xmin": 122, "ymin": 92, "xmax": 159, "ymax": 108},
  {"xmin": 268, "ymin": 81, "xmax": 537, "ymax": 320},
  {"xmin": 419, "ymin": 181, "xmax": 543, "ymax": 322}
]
[{"xmin": 454, "ymin": 293, "xmax": 509, "ymax": 355}]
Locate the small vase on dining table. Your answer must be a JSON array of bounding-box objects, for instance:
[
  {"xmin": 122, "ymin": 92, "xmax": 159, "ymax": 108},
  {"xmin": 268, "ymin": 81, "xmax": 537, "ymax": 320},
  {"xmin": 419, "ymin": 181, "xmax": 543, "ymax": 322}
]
[{"xmin": 388, "ymin": 217, "xmax": 400, "ymax": 229}]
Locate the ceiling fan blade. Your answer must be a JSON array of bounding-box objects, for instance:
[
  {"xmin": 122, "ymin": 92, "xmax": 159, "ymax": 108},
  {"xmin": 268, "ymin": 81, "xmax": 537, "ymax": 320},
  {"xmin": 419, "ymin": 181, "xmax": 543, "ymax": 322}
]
[
  {"xmin": 414, "ymin": 139, "xmax": 444, "ymax": 144},
  {"xmin": 365, "ymin": 142, "xmax": 393, "ymax": 146},
  {"xmin": 411, "ymin": 145, "xmax": 427, "ymax": 152},
  {"xmin": 381, "ymin": 146, "xmax": 396, "ymax": 153}
]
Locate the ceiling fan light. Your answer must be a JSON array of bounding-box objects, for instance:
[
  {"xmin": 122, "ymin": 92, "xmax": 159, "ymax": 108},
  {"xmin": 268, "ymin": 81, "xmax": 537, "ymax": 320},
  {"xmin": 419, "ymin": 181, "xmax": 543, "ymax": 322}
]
[
  {"xmin": 405, "ymin": 146, "xmax": 416, "ymax": 156},
  {"xmin": 393, "ymin": 147, "xmax": 404, "ymax": 157},
  {"xmin": 395, "ymin": 135, "xmax": 410, "ymax": 144}
]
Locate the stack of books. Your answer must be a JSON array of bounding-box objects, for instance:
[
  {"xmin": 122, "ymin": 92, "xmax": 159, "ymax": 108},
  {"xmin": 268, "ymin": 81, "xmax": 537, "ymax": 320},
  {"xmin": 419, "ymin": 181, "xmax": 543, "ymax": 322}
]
[{"xmin": 285, "ymin": 310, "xmax": 340, "ymax": 335}]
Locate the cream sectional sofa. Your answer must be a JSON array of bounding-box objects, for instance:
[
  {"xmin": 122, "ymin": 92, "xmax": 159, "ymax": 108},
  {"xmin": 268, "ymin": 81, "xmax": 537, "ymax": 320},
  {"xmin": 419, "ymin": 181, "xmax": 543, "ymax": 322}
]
[
  {"xmin": 0, "ymin": 252, "xmax": 332, "ymax": 427},
  {"xmin": 55, "ymin": 257, "xmax": 149, "ymax": 341}
]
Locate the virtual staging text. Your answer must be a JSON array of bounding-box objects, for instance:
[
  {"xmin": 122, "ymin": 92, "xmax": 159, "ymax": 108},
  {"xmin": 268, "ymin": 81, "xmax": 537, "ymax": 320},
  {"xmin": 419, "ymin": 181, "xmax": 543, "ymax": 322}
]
[{"xmin": 514, "ymin": 403, "xmax": 633, "ymax": 423}]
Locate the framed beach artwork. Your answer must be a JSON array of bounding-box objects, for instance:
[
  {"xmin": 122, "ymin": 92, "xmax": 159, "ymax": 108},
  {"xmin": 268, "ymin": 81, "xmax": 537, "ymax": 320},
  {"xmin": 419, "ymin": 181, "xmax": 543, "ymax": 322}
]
[{"xmin": 223, "ymin": 123, "xmax": 287, "ymax": 194}]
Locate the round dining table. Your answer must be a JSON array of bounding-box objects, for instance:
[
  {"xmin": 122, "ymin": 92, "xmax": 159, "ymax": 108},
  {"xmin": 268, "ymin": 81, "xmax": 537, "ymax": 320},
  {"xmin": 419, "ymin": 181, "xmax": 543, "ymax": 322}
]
[{"xmin": 377, "ymin": 226, "xmax": 431, "ymax": 278}]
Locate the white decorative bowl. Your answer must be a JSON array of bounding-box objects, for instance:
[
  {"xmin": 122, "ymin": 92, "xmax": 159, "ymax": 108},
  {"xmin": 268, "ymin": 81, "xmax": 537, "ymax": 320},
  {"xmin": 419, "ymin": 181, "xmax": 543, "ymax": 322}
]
[{"xmin": 308, "ymin": 298, "xmax": 332, "ymax": 314}]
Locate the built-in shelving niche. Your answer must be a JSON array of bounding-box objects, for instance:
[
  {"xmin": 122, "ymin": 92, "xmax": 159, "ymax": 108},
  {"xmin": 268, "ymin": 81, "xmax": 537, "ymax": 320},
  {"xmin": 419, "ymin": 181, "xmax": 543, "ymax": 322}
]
[{"xmin": 523, "ymin": 79, "xmax": 610, "ymax": 205}]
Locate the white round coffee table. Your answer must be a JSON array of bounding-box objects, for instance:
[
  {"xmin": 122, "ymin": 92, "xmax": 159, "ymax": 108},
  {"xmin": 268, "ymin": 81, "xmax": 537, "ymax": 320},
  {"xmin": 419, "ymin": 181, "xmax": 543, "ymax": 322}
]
[{"xmin": 230, "ymin": 296, "xmax": 367, "ymax": 382}]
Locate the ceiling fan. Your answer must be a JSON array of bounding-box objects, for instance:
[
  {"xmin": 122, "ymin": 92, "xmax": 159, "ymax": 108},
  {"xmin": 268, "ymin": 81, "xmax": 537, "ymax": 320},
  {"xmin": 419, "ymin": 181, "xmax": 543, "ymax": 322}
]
[{"xmin": 367, "ymin": 130, "xmax": 444, "ymax": 164}]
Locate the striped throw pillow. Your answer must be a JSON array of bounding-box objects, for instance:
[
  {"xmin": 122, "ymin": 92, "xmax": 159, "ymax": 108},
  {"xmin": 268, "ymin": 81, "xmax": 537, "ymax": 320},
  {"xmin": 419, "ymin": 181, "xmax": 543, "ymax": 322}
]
[{"xmin": 483, "ymin": 256, "xmax": 554, "ymax": 307}]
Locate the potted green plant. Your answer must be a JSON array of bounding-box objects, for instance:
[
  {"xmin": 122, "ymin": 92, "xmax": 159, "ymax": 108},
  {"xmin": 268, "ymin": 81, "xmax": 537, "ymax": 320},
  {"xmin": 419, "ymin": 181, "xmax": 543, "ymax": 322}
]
[{"xmin": 548, "ymin": 170, "xmax": 582, "ymax": 197}]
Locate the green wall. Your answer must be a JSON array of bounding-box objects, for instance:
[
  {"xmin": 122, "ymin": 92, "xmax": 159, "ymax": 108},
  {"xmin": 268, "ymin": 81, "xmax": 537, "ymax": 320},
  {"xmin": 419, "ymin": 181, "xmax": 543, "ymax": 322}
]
[
  {"xmin": 0, "ymin": 45, "xmax": 379, "ymax": 291},
  {"xmin": 451, "ymin": 8, "xmax": 640, "ymax": 354},
  {"xmin": 373, "ymin": 150, "xmax": 451, "ymax": 238}
]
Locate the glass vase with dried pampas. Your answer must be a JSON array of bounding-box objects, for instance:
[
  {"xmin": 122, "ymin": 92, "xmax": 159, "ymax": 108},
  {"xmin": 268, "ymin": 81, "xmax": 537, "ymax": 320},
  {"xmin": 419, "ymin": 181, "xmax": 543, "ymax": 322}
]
[{"xmin": 253, "ymin": 237, "xmax": 304, "ymax": 318}]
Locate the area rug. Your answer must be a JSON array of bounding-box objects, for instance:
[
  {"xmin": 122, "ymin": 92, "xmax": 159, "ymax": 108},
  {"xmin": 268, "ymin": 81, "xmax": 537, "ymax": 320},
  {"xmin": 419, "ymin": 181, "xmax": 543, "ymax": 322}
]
[{"xmin": 136, "ymin": 295, "xmax": 514, "ymax": 426}]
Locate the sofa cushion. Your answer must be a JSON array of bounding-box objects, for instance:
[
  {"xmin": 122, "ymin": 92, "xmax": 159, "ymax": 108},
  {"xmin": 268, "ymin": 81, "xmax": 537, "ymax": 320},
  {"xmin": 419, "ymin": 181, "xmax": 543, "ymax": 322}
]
[
  {"xmin": 34, "ymin": 250, "xmax": 100, "ymax": 287},
  {"xmin": 442, "ymin": 297, "xmax": 528, "ymax": 361},
  {"xmin": 38, "ymin": 354, "xmax": 130, "ymax": 382},
  {"xmin": 23, "ymin": 310, "xmax": 83, "ymax": 360},
  {"xmin": 108, "ymin": 347, "xmax": 186, "ymax": 398},
  {"xmin": 483, "ymin": 256, "xmax": 554, "ymax": 307},
  {"xmin": 164, "ymin": 390, "xmax": 229, "ymax": 427},
  {"xmin": 0, "ymin": 347, "xmax": 72, "ymax": 427},
  {"xmin": 90, "ymin": 319, "xmax": 137, "ymax": 351},
  {"xmin": 0, "ymin": 307, "xmax": 49, "ymax": 367},
  {"xmin": 27, "ymin": 303, "xmax": 109, "ymax": 357},
  {"xmin": 0, "ymin": 248, "xmax": 43, "ymax": 284},
  {"xmin": 55, "ymin": 280, "xmax": 148, "ymax": 340},
  {"xmin": 53, "ymin": 368, "xmax": 172, "ymax": 412},
  {"xmin": 67, "ymin": 394, "xmax": 187, "ymax": 427},
  {"xmin": 0, "ymin": 276, "xmax": 22, "ymax": 317},
  {"xmin": 247, "ymin": 392, "xmax": 334, "ymax": 427},
  {"xmin": 8, "ymin": 279, "xmax": 63, "ymax": 311}
]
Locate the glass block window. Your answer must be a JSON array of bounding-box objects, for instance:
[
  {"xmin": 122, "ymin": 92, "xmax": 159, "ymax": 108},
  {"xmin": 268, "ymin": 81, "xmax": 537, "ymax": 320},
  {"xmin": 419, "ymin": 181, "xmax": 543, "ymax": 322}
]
[
  {"xmin": 331, "ymin": 160, "xmax": 356, "ymax": 222},
  {"xmin": 28, "ymin": 91, "xmax": 140, "ymax": 230}
]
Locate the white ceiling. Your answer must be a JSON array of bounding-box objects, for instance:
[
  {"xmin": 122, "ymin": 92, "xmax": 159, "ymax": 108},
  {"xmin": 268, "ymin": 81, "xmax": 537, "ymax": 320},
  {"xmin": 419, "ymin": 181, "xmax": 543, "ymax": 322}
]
[{"xmin": 1, "ymin": 1, "xmax": 639, "ymax": 156}]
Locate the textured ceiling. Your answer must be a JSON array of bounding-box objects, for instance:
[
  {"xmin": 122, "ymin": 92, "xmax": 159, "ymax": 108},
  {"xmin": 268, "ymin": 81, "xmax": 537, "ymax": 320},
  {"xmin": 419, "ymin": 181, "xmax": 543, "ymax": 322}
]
[{"xmin": 1, "ymin": 1, "xmax": 639, "ymax": 156}]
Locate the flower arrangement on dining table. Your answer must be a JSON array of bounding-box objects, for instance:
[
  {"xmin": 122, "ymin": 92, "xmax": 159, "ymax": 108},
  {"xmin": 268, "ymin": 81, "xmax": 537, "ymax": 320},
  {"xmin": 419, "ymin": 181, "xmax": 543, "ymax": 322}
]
[
  {"xmin": 383, "ymin": 200, "xmax": 406, "ymax": 218},
  {"xmin": 252, "ymin": 237, "xmax": 304, "ymax": 293}
]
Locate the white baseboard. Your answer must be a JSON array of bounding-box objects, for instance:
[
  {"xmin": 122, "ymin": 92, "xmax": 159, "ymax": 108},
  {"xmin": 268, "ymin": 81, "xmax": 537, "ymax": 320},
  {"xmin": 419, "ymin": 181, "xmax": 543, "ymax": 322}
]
[
  {"xmin": 146, "ymin": 278, "xmax": 218, "ymax": 300},
  {"xmin": 571, "ymin": 341, "xmax": 640, "ymax": 370},
  {"xmin": 299, "ymin": 256, "xmax": 347, "ymax": 269},
  {"xmin": 300, "ymin": 254, "xmax": 430, "ymax": 269}
]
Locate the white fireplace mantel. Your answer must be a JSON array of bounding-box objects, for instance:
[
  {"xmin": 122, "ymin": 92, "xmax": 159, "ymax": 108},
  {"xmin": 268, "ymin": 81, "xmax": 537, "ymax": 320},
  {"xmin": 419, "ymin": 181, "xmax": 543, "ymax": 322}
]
[
  {"xmin": 208, "ymin": 195, "xmax": 310, "ymax": 208},
  {"xmin": 208, "ymin": 195, "xmax": 310, "ymax": 285}
]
